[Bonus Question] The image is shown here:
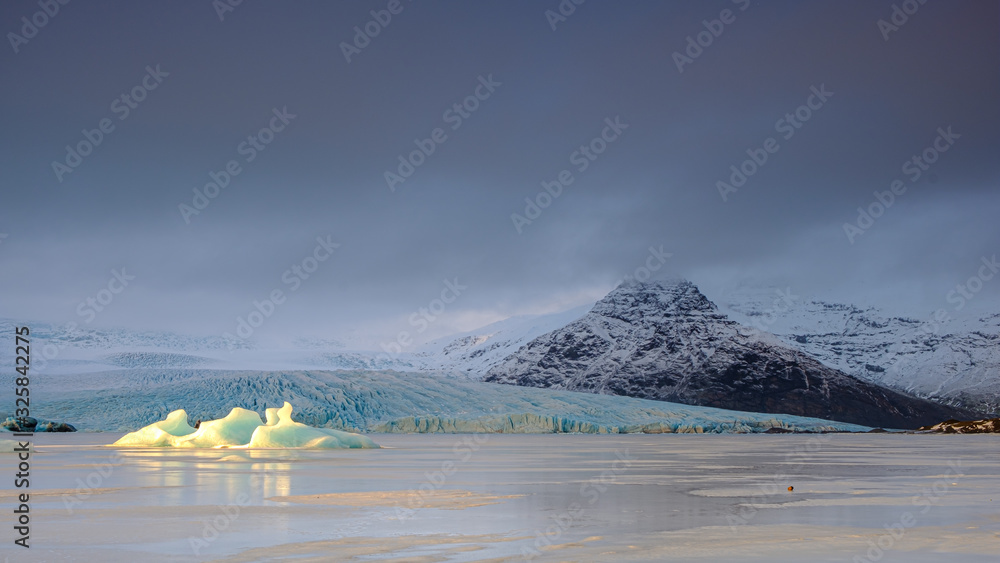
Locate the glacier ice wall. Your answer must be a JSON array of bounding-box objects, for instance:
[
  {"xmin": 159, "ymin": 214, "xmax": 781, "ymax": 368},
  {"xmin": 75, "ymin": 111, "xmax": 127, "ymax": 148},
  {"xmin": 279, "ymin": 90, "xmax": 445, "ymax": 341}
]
[{"xmin": 34, "ymin": 369, "xmax": 870, "ymax": 434}]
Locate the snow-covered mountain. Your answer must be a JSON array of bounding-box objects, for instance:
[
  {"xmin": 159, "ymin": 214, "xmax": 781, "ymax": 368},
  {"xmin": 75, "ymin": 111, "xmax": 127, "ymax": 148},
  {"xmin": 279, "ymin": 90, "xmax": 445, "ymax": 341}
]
[
  {"xmin": 407, "ymin": 304, "xmax": 592, "ymax": 374},
  {"xmin": 484, "ymin": 279, "xmax": 976, "ymax": 428},
  {"xmin": 719, "ymin": 287, "xmax": 1000, "ymax": 413},
  {"xmin": 7, "ymin": 277, "xmax": 995, "ymax": 427}
]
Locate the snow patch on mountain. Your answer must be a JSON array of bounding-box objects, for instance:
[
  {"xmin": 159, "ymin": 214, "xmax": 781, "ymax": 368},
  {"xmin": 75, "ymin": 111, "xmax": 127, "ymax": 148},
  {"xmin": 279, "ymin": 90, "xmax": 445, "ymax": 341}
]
[
  {"xmin": 718, "ymin": 287, "xmax": 1000, "ymax": 413},
  {"xmin": 485, "ymin": 279, "xmax": 976, "ymax": 427},
  {"xmin": 408, "ymin": 304, "xmax": 593, "ymax": 376}
]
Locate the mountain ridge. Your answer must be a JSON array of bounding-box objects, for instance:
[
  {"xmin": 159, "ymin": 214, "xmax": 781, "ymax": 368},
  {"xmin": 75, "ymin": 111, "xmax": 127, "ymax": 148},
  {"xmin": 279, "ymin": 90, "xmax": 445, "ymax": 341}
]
[{"xmin": 484, "ymin": 279, "xmax": 981, "ymax": 428}]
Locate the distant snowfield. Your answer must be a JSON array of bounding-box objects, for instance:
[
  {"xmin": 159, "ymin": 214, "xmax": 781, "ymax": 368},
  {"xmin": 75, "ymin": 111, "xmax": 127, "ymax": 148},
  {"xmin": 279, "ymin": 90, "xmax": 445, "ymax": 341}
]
[
  {"xmin": 0, "ymin": 305, "xmax": 595, "ymax": 377},
  {"xmin": 3, "ymin": 278, "xmax": 996, "ymax": 437},
  {"xmin": 2, "ymin": 433, "xmax": 996, "ymax": 562},
  {"xmin": 23, "ymin": 369, "xmax": 867, "ymax": 434},
  {"xmin": 719, "ymin": 286, "xmax": 1000, "ymax": 411},
  {"xmin": 4, "ymin": 279, "xmax": 997, "ymax": 416}
]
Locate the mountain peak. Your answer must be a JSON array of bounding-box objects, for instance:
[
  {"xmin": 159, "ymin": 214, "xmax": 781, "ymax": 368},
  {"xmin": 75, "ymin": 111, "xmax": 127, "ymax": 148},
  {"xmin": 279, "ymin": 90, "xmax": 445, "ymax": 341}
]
[
  {"xmin": 486, "ymin": 279, "xmax": 975, "ymax": 428},
  {"xmin": 595, "ymin": 278, "xmax": 719, "ymax": 320}
]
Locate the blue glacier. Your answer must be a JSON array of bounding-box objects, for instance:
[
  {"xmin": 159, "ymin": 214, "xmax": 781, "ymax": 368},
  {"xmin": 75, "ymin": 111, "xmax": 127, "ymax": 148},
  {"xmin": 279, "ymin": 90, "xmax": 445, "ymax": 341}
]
[{"xmin": 30, "ymin": 369, "xmax": 871, "ymax": 434}]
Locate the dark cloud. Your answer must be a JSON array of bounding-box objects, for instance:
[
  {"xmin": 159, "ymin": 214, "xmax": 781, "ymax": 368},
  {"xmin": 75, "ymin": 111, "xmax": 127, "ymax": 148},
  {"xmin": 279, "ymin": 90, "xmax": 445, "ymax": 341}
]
[{"xmin": 1, "ymin": 0, "xmax": 997, "ymax": 344}]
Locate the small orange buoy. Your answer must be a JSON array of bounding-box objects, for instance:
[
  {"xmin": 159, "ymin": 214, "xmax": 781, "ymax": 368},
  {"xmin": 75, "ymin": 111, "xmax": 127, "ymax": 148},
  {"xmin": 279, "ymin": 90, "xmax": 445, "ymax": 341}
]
[{"xmin": 787, "ymin": 486, "xmax": 794, "ymax": 492}]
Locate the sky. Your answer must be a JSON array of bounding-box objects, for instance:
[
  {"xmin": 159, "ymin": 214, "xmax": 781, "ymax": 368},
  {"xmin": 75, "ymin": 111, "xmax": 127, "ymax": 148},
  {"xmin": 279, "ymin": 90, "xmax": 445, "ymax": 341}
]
[{"xmin": 1, "ymin": 0, "xmax": 998, "ymax": 347}]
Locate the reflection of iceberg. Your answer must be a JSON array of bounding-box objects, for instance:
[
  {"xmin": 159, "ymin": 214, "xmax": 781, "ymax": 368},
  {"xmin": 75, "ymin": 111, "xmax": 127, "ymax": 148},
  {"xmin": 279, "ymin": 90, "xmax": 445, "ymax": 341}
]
[{"xmin": 111, "ymin": 401, "xmax": 378, "ymax": 449}]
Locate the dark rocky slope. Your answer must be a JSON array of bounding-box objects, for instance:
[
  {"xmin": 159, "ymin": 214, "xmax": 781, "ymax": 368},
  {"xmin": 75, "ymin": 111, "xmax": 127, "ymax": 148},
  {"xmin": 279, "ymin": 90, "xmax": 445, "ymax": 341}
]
[{"xmin": 485, "ymin": 280, "xmax": 980, "ymax": 428}]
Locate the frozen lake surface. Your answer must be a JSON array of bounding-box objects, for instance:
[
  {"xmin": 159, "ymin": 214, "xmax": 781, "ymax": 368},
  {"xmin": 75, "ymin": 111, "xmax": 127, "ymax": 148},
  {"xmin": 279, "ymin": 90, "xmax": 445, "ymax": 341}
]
[{"xmin": 1, "ymin": 433, "xmax": 997, "ymax": 562}]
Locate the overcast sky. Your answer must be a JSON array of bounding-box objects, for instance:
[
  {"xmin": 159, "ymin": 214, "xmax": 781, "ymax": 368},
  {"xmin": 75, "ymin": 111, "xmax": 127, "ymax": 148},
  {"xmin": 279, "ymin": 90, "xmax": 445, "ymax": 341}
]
[{"xmin": 1, "ymin": 0, "xmax": 997, "ymax": 347}]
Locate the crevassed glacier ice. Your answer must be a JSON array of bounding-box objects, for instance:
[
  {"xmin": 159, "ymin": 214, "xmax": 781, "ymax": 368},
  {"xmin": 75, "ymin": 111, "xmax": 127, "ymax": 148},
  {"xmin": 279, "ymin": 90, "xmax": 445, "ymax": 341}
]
[
  {"xmin": 40, "ymin": 370, "xmax": 872, "ymax": 434},
  {"xmin": 111, "ymin": 401, "xmax": 378, "ymax": 449}
]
